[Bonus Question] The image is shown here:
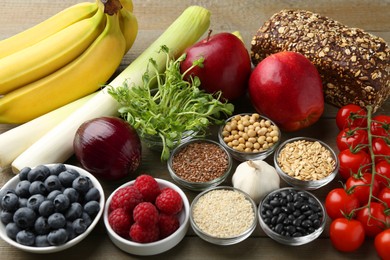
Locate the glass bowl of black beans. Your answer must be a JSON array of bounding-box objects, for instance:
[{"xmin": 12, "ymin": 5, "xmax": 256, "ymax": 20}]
[{"xmin": 258, "ymin": 187, "xmax": 326, "ymax": 246}]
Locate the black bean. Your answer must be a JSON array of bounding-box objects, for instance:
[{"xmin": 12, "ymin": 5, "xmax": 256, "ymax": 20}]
[
  {"xmin": 304, "ymin": 210, "xmax": 314, "ymax": 216},
  {"xmin": 292, "ymin": 218, "xmax": 302, "ymax": 227},
  {"xmin": 270, "ymin": 199, "xmax": 280, "ymax": 207},
  {"xmin": 275, "ymin": 223, "xmax": 283, "ymax": 234},
  {"xmin": 271, "ymin": 216, "xmax": 278, "ymax": 225},
  {"xmin": 285, "ymin": 225, "xmax": 296, "ymax": 234},
  {"xmin": 287, "ymin": 202, "xmax": 295, "ymax": 211},
  {"xmin": 301, "ymin": 219, "xmax": 313, "ymax": 228},
  {"xmin": 277, "ymin": 213, "xmax": 286, "ymax": 223},
  {"xmin": 272, "ymin": 207, "xmax": 282, "ymax": 215},
  {"xmin": 265, "ymin": 209, "xmax": 273, "ymax": 218}
]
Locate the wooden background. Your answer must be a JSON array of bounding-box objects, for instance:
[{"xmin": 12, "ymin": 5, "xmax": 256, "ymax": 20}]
[{"xmin": 0, "ymin": 0, "xmax": 389, "ymax": 259}]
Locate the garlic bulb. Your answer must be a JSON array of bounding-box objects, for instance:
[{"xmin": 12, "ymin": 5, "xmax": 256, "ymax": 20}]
[{"xmin": 232, "ymin": 160, "xmax": 280, "ymax": 204}]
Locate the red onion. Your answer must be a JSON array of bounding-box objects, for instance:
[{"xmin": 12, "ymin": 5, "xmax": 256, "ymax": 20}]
[{"xmin": 73, "ymin": 117, "xmax": 142, "ymax": 181}]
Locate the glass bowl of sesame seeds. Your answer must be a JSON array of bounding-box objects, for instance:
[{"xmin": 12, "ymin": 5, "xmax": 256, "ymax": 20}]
[
  {"xmin": 218, "ymin": 113, "xmax": 281, "ymax": 162},
  {"xmin": 167, "ymin": 139, "xmax": 233, "ymax": 191},
  {"xmin": 190, "ymin": 186, "xmax": 257, "ymax": 246},
  {"xmin": 273, "ymin": 137, "xmax": 339, "ymax": 190}
]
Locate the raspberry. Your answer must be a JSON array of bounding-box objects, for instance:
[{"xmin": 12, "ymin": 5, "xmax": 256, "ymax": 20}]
[
  {"xmin": 108, "ymin": 208, "xmax": 133, "ymax": 238},
  {"xmin": 158, "ymin": 213, "xmax": 180, "ymax": 239},
  {"xmin": 109, "ymin": 186, "xmax": 143, "ymax": 214},
  {"xmin": 134, "ymin": 174, "xmax": 161, "ymax": 203},
  {"xmin": 155, "ymin": 188, "xmax": 183, "ymax": 215},
  {"xmin": 133, "ymin": 202, "xmax": 159, "ymax": 227},
  {"xmin": 129, "ymin": 222, "xmax": 159, "ymax": 243}
]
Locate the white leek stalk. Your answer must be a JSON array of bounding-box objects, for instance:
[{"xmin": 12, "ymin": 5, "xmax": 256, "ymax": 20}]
[
  {"xmin": 0, "ymin": 93, "xmax": 95, "ymax": 172},
  {"xmin": 12, "ymin": 6, "xmax": 211, "ymax": 173}
]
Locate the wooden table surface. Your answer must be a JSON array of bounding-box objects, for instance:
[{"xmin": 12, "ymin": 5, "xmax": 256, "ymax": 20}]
[{"xmin": 1, "ymin": 0, "xmax": 389, "ymax": 259}]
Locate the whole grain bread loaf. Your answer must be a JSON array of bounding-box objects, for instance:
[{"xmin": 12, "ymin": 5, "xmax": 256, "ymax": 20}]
[{"xmin": 251, "ymin": 9, "xmax": 389, "ymax": 112}]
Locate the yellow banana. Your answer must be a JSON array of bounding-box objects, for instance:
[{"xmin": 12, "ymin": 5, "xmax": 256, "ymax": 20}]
[
  {"xmin": 119, "ymin": 6, "xmax": 138, "ymax": 52},
  {"xmin": 0, "ymin": 12, "xmax": 127, "ymax": 124},
  {"xmin": 119, "ymin": 0, "xmax": 134, "ymax": 12},
  {"xmin": 0, "ymin": 9, "xmax": 106, "ymax": 95},
  {"xmin": 0, "ymin": 2, "xmax": 98, "ymax": 59}
]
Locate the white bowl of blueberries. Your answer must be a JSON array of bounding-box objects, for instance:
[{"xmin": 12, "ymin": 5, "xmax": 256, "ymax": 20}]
[{"xmin": 0, "ymin": 164, "xmax": 104, "ymax": 253}]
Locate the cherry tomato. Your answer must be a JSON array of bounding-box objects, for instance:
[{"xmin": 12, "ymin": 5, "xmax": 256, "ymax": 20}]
[
  {"xmin": 372, "ymin": 137, "xmax": 390, "ymax": 163},
  {"xmin": 378, "ymin": 187, "xmax": 390, "ymax": 208},
  {"xmin": 375, "ymin": 160, "xmax": 390, "ymax": 189},
  {"xmin": 325, "ymin": 188, "xmax": 360, "ymax": 219},
  {"xmin": 336, "ymin": 128, "xmax": 368, "ymax": 152},
  {"xmin": 356, "ymin": 202, "xmax": 387, "ymax": 237},
  {"xmin": 371, "ymin": 115, "xmax": 390, "ymax": 138},
  {"xmin": 375, "ymin": 229, "xmax": 390, "ymax": 260},
  {"xmin": 329, "ymin": 218, "xmax": 365, "ymax": 252},
  {"xmin": 346, "ymin": 172, "xmax": 380, "ymax": 205},
  {"xmin": 338, "ymin": 149, "xmax": 371, "ymax": 180},
  {"xmin": 336, "ymin": 104, "xmax": 367, "ymax": 130}
]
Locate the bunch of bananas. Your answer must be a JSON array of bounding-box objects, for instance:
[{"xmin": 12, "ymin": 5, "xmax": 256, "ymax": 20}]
[{"xmin": 0, "ymin": 0, "xmax": 138, "ymax": 124}]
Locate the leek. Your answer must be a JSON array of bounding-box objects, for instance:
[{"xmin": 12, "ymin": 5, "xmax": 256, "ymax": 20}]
[
  {"xmin": 0, "ymin": 93, "xmax": 95, "ymax": 173},
  {"xmin": 11, "ymin": 5, "xmax": 211, "ymax": 173}
]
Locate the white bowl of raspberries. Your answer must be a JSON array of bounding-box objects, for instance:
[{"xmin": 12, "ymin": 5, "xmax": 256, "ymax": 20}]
[
  {"xmin": 103, "ymin": 174, "xmax": 190, "ymax": 256},
  {"xmin": 0, "ymin": 164, "xmax": 104, "ymax": 253}
]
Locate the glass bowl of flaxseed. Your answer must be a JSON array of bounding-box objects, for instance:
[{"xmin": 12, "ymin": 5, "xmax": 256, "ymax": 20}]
[
  {"xmin": 273, "ymin": 137, "xmax": 339, "ymax": 190},
  {"xmin": 167, "ymin": 139, "xmax": 233, "ymax": 191}
]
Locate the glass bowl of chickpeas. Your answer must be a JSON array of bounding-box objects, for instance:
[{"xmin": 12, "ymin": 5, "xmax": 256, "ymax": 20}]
[{"xmin": 218, "ymin": 113, "xmax": 281, "ymax": 162}]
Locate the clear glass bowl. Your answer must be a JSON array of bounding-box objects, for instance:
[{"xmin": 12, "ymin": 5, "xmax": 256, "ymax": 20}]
[
  {"xmin": 258, "ymin": 187, "xmax": 326, "ymax": 246},
  {"xmin": 273, "ymin": 137, "xmax": 339, "ymax": 190},
  {"xmin": 141, "ymin": 130, "xmax": 198, "ymax": 152},
  {"xmin": 190, "ymin": 186, "xmax": 257, "ymax": 246},
  {"xmin": 167, "ymin": 139, "xmax": 233, "ymax": 191},
  {"xmin": 218, "ymin": 113, "xmax": 281, "ymax": 162}
]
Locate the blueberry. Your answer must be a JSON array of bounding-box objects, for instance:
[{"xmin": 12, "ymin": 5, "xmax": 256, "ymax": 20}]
[
  {"xmin": 38, "ymin": 200, "xmax": 55, "ymax": 217},
  {"xmin": 63, "ymin": 188, "xmax": 79, "ymax": 203},
  {"xmin": 27, "ymin": 165, "xmax": 50, "ymax": 182},
  {"xmin": 47, "ymin": 190, "xmax": 62, "ymax": 201},
  {"xmin": 84, "ymin": 187, "xmax": 100, "ymax": 202},
  {"xmin": 15, "ymin": 180, "xmax": 31, "ymax": 198},
  {"xmin": 29, "ymin": 181, "xmax": 47, "ymax": 195},
  {"xmin": 65, "ymin": 221, "xmax": 76, "ymax": 241},
  {"xmin": 35, "ymin": 235, "xmax": 50, "ymax": 247},
  {"xmin": 34, "ymin": 216, "xmax": 51, "ymax": 235},
  {"xmin": 27, "ymin": 194, "xmax": 45, "ymax": 212},
  {"xmin": 72, "ymin": 176, "xmax": 91, "ymax": 194},
  {"xmin": 13, "ymin": 207, "xmax": 36, "ymax": 228},
  {"xmin": 49, "ymin": 164, "xmax": 67, "ymax": 176},
  {"xmin": 81, "ymin": 212, "xmax": 92, "ymax": 227},
  {"xmin": 1, "ymin": 193, "xmax": 19, "ymax": 212},
  {"xmin": 72, "ymin": 218, "xmax": 87, "ymax": 234},
  {"xmin": 65, "ymin": 202, "xmax": 83, "ymax": 221},
  {"xmin": 0, "ymin": 188, "xmax": 15, "ymax": 206},
  {"xmin": 84, "ymin": 201, "xmax": 100, "ymax": 218},
  {"xmin": 18, "ymin": 167, "xmax": 31, "ymax": 181},
  {"xmin": 48, "ymin": 213, "xmax": 66, "ymax": 229},
  {"xmin": 59, "ymin": 169, "xmax": 80, "ymax": 187},
  {"xmin": 18, "ymin": 198, "xmax": 28, "ymax": 208},
  {"xmin": 44, "ymin": 175, "xmax": 62, "ymax": 192},
  {"xmin": 0, "ymin": 210, "xmax": 13, "ymax": 225},
  {"xmin": 5, "ymin": 222, "xmax": 21, "ymax": 240},
  {"xmin": 47, "ymin": 228, "xmax": 68, "ymax": 246},
  {"xmin": 16, "ymin": 230, "xmax": 35, "ymax": 246},
  {"xmin": 53, "ymin": 194, "xmax": 70, "ymax": 212}
]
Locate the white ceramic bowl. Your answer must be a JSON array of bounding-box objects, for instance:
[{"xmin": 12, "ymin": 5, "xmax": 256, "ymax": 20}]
[
  {"xmin": 103, "ymin": 178, "xmax": 190, "ymax": 256},
  {"xmin": 0, "ymin": 164, "xmax": 105, "ymax": 254}
]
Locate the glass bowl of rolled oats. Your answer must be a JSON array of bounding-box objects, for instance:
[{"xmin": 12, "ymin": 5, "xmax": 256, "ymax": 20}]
[
  {"xmin": 190, "ymin": 186, "xmax": 257, "ymax": 245},
  {"xmin": 273, "ymin": 137, "xmax": 339, "ymax": 190},
  {"xmin": 218, "ymin": 113, "xmax": 281, "ymax": 162}
]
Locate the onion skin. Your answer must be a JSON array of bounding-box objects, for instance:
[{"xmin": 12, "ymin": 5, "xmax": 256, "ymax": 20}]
[{"xmin": 73, "ymin": 116, "xmax": 142, "ymax": 181}]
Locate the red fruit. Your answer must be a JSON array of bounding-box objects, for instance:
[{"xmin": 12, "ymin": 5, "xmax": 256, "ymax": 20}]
[
  {"xmin": 129, "ymin": 222, "xmax": 159, "ymax": 243},
  {"xmin": 180, "ymin": 32, "xmax": 252, "ymax": 100},
  {"xmin": 134, "ymin": 174, "xmax": 161, "ymax": 203},
  {"xmin": 108, "ymin": 208, "xmax": 133, "ymax": 238},
  {"xmin": 356, "ymin": 202, "xmax": 387, "ymax": 237},
  {"xmin": 158, "ymin": 213, "xmax": 180, "ymax": 239},
  {"xmin": 336, "ymin": 104, "xmax": 367, "ymax": 130},
  {"xmin": 371, "ymin": 115, "xmax": 390, "ymax": 138},
  {"xmin": 109, "ymin": 186, "xmax": 143, "ymax": 214},
  {"xmin": 133, "ymin": 202, "xmax": 159, "ymax": 227},
  {"xmin": 248, "ymin": 51, "xmax": 324, "ymax": 132},
  {"xmin": 155, "ymin": 188, "xmax": 183, "ymax": 215}
]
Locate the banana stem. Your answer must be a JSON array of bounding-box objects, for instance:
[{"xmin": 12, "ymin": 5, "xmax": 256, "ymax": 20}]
[{"xmin": 100, "ymin": 0, "xmax": 123, "ymax": 15}]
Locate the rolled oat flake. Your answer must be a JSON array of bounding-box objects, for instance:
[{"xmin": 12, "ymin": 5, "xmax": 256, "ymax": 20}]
[{"xmin": 192, "ymin": 189, "xmax": 255, "ymax": 238}]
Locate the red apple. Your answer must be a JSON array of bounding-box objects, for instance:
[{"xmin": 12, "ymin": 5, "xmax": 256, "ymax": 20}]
[
  {"xmin": 248, "ymin": 51, "xmax": 324, "ymax": 132},
  {"xmin": 180, "ymin": 31, "xmax": 251, "ymax": 100}
]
